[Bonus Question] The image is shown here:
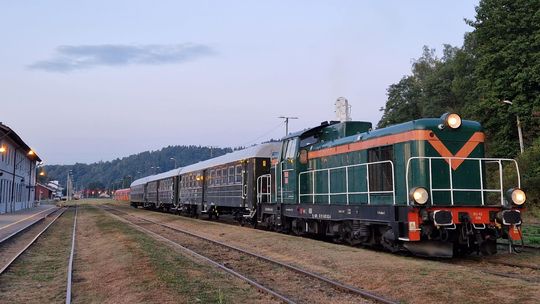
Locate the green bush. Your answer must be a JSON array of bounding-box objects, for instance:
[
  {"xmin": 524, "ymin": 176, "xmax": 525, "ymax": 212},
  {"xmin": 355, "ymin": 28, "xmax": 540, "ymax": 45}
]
[{"xmin": 516, "ymin": 138, "xmax": 540, "ymax": 210}]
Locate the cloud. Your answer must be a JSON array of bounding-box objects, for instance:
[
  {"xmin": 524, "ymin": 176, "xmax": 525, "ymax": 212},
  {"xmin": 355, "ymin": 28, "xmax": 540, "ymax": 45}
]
[{"xmin": 28, "ymin": 43, "xmax": 215, "ymax": 72}]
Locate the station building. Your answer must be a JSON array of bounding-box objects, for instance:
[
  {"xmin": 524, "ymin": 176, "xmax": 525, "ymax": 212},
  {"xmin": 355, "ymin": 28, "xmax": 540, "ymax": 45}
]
[{"xmin": 0, "ymin": 123, "xmax": 41, "ymax": 214}]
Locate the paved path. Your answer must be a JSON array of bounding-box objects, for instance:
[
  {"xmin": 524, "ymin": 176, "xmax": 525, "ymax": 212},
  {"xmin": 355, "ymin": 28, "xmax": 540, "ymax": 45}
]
[{"xmin": 0, "ymin": 205, "xmax": 58, "ymax": 242}]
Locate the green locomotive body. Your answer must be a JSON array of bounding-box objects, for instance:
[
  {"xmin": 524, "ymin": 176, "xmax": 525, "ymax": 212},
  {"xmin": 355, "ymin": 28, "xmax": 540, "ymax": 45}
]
[{"xmin": 258, "ymin": 114, "xmax": 524, "ymax": 256}]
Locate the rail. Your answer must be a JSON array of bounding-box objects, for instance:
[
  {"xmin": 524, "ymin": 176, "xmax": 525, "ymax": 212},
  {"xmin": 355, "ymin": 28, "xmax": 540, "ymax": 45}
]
[
  {"xmin": 101, "ymin": 205, "xmax": 399, "ymax": 304},
  {"xmin": 406, "ymin": 157, "xmax": 520, "ymax": 206},
  {"xmin": 66, "ymin": 205, "xmax": 78, "ymax": 304},
  {"xmin": 298, "ymin": 160, "xmax": 396, "ymax": 205},
  {"xmin": 0, "ymin": 207, "xmax": 58, "ymax": 244},
  {"xmin": 101, "ymin": 206, "xmax": 295, "ymax": 304},
  {"xmin": 0, "ymin": 207, "xmax": 67, "ymax": 275}
]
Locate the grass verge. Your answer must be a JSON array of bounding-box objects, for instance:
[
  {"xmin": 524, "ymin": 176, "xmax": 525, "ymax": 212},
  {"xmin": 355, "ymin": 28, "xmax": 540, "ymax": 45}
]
[
  {"xmin": 78, "ymin": 205, "xmax": 265, "ymax": 303},
  {"xmin": 0, "ymin": 208, "xmax": 74, "ymax": 303}
]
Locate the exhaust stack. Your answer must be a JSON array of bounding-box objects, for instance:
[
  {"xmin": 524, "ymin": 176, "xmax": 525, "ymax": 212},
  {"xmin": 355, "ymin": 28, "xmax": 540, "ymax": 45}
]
[{"xmin": 335, "ymin": 97, "xmax": 352, "ymax": 122}]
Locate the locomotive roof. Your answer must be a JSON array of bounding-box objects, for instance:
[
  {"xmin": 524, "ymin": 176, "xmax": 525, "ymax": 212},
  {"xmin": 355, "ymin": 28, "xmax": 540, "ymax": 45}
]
[
  {"xmin": 309, "ymin": 118, "xmax": 482, "ymax": 151},
  {"xmin": 180, "ymin": 142, "xmax": 281, "ymax": 175}
]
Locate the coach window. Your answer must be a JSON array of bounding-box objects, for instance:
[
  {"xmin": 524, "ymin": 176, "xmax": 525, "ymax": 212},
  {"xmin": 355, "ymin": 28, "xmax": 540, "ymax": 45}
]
[
  {"xmin": 280, "ymin": 140, "xmax": 289, "ymax": 161},
  {"xmin": 367, "ymin": 145, "xmax": 394, "ymax": 192},
  {"xmin": 228, "ymin": 166, "xmax": 234, "ymax": 184},
  {"xmin": 235, "ymin": 165, "xmax": 242, "ymax": 183},
  {"xmin": 221, "ymin": 168, "xmax": 227, "ymax": 184},
  {"xmin": 210, "ymin": 170, "xmax": 215, "ymax": 186}
]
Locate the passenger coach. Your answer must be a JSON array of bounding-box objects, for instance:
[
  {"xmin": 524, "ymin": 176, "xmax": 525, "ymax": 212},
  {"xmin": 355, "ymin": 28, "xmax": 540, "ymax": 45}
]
[{"xmin": 130, "ymin": 143, "xmax": 281, "ymax": 220}]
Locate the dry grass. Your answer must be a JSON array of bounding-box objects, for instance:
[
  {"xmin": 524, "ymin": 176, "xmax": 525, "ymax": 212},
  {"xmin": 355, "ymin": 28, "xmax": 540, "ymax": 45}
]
[
  {"xmin": 74, "ymin": 204, "xmax": 274, "ymax": 303},
  {"xmin": 0, "ymin": 208, "xmax": 74, "ymax": 303},
  {"xmin": 116, "ymin": 204, "xmax": 540, "ymax": 304}
]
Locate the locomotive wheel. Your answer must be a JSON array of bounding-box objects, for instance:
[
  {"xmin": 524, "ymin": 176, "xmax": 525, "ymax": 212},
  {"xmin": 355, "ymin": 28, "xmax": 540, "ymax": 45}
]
[
  {"xmin": 291, "ymin": 219, "xmax": 303, "ymax": 235},
  {"xmin": 480, "ymin": 239, "xmax": 497, "ymax": 256}
]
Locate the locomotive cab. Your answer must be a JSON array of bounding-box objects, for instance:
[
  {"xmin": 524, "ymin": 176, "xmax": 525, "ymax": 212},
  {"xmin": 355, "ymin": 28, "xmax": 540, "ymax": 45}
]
[{"xmin": 402, "ymin": 113, "xmax": 525, "ymax": 256}]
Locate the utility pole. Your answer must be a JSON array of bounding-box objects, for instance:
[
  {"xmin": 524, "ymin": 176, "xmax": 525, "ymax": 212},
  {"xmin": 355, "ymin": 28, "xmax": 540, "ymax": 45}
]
[
  {"xmin": 278, "ymin": 116, "xmax": 298, "ymax": 136},
  {"xmin": 66, "ymin": 170, "xmax": 73, "ymax": 201},
  {"xmin": 502, "ymin": 100, "xmax": 524, "ymax": 154}
]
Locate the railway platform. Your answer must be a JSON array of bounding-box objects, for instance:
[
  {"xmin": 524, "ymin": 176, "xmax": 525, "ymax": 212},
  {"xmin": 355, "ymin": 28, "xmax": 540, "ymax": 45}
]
[{"xmin": 0, "ymin": 204, "xmax": 58, "ymax": 242}]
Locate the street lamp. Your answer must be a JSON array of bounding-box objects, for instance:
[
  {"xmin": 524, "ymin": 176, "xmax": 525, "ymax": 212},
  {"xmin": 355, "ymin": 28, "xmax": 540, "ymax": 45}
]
[
  {"xmin": 170, "ymin": 157, "xmax": 177, "ymax": 169},
  {"xmin": 502, "ymin": 100, "xmax": 524, "ymax": 154}
]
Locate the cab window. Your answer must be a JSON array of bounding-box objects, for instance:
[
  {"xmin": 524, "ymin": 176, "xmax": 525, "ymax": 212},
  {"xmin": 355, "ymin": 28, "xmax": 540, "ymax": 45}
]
[{"xmin": 285, "ymin": 138, "xmax": 298, "ymax": 160}]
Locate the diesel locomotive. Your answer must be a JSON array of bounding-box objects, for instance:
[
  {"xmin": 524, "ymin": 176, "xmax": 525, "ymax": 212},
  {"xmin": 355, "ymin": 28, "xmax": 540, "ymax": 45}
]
[{"xmin": 129, "ymin": 113, "xmax": 526, "ymax": 257}]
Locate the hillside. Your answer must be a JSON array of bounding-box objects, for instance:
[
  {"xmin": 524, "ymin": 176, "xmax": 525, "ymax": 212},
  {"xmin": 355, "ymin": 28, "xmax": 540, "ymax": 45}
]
[{"xmin": 41, "ymin": 145, "xmax": 233, "ymax": 191}]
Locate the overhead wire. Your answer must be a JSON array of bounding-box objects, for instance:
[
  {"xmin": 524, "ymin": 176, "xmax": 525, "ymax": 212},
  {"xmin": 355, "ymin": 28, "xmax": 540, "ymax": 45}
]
[{"xmin": 238, "ymin": 121, "xmax": 285, "ymax": 147}]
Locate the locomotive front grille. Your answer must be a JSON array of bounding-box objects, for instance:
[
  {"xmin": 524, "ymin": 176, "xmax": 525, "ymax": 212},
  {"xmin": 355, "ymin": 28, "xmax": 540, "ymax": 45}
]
[
  {"xmin": 433, "ymin": 210, "xmax": 453, "ymax": 226},
  {"xmin": 502, "ymin": 210, "xmax": 521, "ymax": 225}
]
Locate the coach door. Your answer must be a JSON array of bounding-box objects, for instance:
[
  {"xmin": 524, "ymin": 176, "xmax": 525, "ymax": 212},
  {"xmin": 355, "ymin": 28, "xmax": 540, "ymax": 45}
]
[
  {"xmin": 278, "ymin": 137, "xmax": 299, "ymax": 204},
  {"xmin": 239, "ymin": 162, "xmax": 248, "ymax": 207}
]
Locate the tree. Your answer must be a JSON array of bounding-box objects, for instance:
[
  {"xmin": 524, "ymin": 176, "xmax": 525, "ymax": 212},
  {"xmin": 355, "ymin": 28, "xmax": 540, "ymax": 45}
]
[
  {"xmin": 378, "ymin": 45, "xmax": 475, "ymax": 128},
  {"xmin": 378, "ymin": 76, "xmax": 422, "ymax": 128},
  {"xmin": 466, "ymin": 0, "xmax": 540, "ymax": 157}
]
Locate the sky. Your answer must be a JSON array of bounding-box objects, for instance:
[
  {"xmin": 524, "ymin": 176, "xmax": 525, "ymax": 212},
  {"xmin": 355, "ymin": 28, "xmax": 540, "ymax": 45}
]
[{"xmin": 1, "ymin": 1, "xmax": 478, "ymax": 165}]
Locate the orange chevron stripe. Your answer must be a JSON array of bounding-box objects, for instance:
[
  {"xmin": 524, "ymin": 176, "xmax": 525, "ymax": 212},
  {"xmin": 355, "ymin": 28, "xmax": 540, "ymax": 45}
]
[
  {"xmin": 308, "ymin": 130, "xmax": 484, "ymax": 170},
  {"xmin": 428, "ymin": 132, "xmax": 484, "ymax": 170}
]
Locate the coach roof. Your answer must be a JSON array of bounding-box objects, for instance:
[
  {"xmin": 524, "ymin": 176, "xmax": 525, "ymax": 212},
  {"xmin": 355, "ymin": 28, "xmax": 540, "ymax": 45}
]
[
  {"xmin": 180, "ymin": 142, "xmax": 281, "ymax": 175},
  {"xmin": 144, "ymin": 167, "xmax": 183, "ymax": 184}
]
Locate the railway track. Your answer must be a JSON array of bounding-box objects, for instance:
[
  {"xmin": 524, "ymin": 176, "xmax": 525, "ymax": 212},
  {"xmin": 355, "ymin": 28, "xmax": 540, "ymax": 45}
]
[
  {"xmin": 497, "ymin": 241, "xmax": 540, "ymax": 251},
  {"xmin": 0, "ymin": 206, "xmax": 58, "ymax": 244},
  {"xmin": 451, "ymin": 254, "xmax": 540, "ymax": 283},
  {"xmin": 101, "ymin": 205, "xmax": 399, "ymax": 304},
  {"xmin": 0, "ymin": 207, "xmax": 67, "ymax": 275},
  {"xmin": 66, "ymin": 204, "xmax": 78, "ymax": 304}
]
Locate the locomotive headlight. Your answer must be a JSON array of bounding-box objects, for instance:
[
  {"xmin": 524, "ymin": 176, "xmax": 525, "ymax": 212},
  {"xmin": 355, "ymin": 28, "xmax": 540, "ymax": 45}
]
[
  {"xmin": 507, "ymin": 188, "xmax": 526, "ymax": 206},
  {"xmin": 410, "ymin": 187, "xmax": 429, "ymax": 205},
  {"xmin": 441, "ymin": 113, "xmax": 462, "ymax": 129}
]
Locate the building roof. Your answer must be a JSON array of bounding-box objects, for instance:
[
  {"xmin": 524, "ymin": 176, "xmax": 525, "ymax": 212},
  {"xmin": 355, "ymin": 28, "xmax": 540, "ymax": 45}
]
[
  {"xmin": 0, "ymin": 122, "xmax": 42, "ymax": 162},
  {"xmin": 36, "ymin": 182, "xmax": 55, "ymax": 192}
]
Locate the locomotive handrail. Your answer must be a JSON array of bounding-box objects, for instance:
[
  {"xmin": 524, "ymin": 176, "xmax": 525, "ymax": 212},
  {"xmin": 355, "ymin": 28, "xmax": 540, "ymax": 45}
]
[
  {"xmin": 257, "ymin": 174, "xmax": 272, "ymax": 204},
  {"xmin": 405, "ymin": 156, "xmax": 520, "ymax": 206},
  {"xmin": 298, "ymin": 160, "xmax": 396, "ymax": 205}
]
